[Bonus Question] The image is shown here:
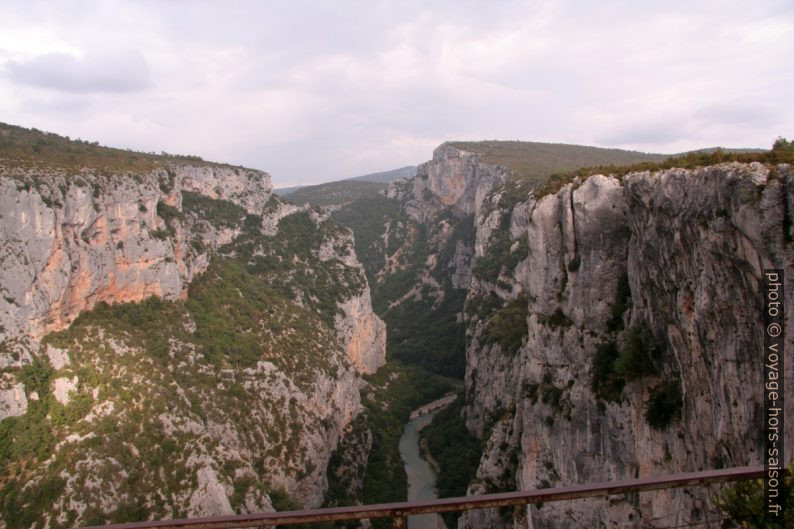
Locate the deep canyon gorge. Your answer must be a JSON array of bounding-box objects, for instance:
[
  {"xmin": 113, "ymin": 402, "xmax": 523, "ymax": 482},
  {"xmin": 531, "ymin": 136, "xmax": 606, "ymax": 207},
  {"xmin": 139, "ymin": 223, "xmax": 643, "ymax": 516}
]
[{"xmin": 1, "ymin": 124, "xmax": 792, "ymax": 529}]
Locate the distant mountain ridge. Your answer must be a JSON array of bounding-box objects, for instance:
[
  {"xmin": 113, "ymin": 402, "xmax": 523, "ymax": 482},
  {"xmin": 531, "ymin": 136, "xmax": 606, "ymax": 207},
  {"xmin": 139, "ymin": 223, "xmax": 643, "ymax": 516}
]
[
  {"xmin": 275, "ymin": 166, "xmax": 417, "ymax": 198},
  {"xmin": 348, "ymin": 165, "xmax": 417, "ymax": 184}
]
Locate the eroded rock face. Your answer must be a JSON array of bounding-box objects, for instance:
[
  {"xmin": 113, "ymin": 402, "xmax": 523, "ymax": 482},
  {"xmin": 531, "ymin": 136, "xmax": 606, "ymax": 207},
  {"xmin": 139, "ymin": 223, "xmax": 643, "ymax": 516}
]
[
  {"xmin": 0, "ymin": 158, "xmax": 385, "ymax": 525},
  {"xmin": 321, "ymin": 230, "xmax": 387, "ymax": 374},
  {"xmin": 459, "ymin": 163, "xmax": 794, "ymax": 528},
  {"xmin": 0, "ymin": 165, "xmax": 271, "ymax": 343},
  {"xmin": 335, "ymin": 289, "xmax": 387, "ymax": 374},
  {"xmin": 0, "ymin": 374, "xmax": 27, "ymax": 420},
  {"xmin": 388, "ymin": 143, "xmax": 506, "ymax": 222},
  {"xmin": 175, "ymin": 165, "xmax": 273, "ymax": 214}
]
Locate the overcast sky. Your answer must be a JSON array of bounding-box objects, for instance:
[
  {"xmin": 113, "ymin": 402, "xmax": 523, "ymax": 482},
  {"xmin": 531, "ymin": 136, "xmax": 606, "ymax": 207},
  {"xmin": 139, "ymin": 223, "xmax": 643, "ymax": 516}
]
[{"xmin": 1, "ymin": 1, "xmax": 792, "ymax": 187}]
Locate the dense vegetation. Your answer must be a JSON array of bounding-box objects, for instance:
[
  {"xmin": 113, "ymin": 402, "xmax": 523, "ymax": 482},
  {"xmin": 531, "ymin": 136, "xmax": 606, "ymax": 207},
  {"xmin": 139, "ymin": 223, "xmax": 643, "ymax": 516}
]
[
  {"xmin": 383, "ymin": 286, "xmax": 468, "ymax": 377},
  {"xmin": 448, "ymin": 140, "xmax": 667, "ymax": 188},
  {"xmin": 479, "ymin": 295, "xmax": 528, "ymax": 355},
  {"xmin": 0, "ymin": 121, "xmax": 237, "ymax": 175},
  {"xmin": 285, "ymin": 181, "xmax": 387, "ymax": 207},
  {"xmin": 714, "ymin": 464, "xmax": 793, "ymax": 528},
  {"xmin": 534, "ymin": 138, "xmax": 790, "ymax": 198},
  {"xmin": 334, "ymin": 197, "xmax": 473, "ymax": 378},
  {"xmin": 0, "ymin": 255, "xmax": 348, "ymax": 527},
  {"xmin": 231, "ymin": 210, "xmax": 366, "ymax": 327},
  {"xmin": 419, "ymin": 397, "xmax": 483, "ymax": 527},
  {"xmin": 374, "ymin": 212, "xmax": 473, "ymax": 377},
  {"xmin": 182, "ymin": 191, "xmax": 246, "ymax": 228},
  {"xmin": 0, "ymin": 194, "xmax": 373, "ymax": 527},
  {"xmin": 471, "ymin": 214, "xmax": 528, "ymax": 283},
  {"xmin": 323, "ymin": 363, "xmax": 455, "ymax": 529},
  {"xmin": 332, "ymin": 195, "xmax": 406, "ymax": 279}
]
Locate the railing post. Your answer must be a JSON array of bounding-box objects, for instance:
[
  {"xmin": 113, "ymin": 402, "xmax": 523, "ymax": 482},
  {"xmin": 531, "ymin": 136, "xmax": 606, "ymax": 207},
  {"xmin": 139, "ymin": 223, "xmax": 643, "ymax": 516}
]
[{"xmin": 392, "ymin": 513, "xmax": 406, "ymax": 528}]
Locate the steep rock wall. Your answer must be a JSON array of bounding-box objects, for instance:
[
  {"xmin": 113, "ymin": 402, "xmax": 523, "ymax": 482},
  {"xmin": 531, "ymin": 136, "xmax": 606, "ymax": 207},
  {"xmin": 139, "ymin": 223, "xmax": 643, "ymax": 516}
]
[
  {"xmin": 319, "ymin": 229, "xmax": 387, "ymax": 374},
  {"xmin": 0, "ymin": 158, "xmax": 385, "ymax": 525},
  {"xmin": 460, "ymin": 163, "xmax": 793, "ymax": 528},
  {"xmin": 0, "ymin": 165, "xmax": 269, "ymax": 348},
  {"xmin": 387, "ymin": 143, "xmax": 506, "ymax": 222}
]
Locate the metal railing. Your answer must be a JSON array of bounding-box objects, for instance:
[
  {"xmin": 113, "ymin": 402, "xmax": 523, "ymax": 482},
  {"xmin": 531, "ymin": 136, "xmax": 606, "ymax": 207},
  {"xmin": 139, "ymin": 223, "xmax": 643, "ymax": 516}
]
[{"xmin": 81, "ymin": 465, "xmax": 767, "ymax": 529}]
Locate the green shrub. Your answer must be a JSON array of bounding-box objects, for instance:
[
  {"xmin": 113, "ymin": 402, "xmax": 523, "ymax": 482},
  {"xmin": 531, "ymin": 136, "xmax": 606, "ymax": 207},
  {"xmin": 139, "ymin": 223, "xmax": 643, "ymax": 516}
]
[
  {"xmin": 480, "ymin": 295, "xmax": 528, "ymax": 355},
  {"xmin": 50, "ymin": 391, "xmax": 94, "ymax": 426},
  {"xmin": 182, "ymin": 191, "xmax": 245, "ymax": 228},
  {"xmin": 614, "ymin": 323, "xmax": 661, "ymax": 379},
  {"xmin": 591, "ymin": 340, "xmax": 625, "ymax": 402},
  {"xmin": 149, "ymin": 228, "xmax": 170, "ymax": 240},
  {"xmin": 18, "ymin": 357, "xmax": 54, "ymax": 395},
  {"xmin": 156, "ymin": 201, "xmax": 182, "ymax": 224},
  {"xmin": 541, "ymin": 385, "xmax": 563, "ymax": 408},
  {"xmin": 644, "ymin": 380, "xmax": 683, "ymax": 430},
  {"xmin": 269, "ymin": 488, "xmax": 300, "ymax": 511},
  {"xmin": 539, "ymin": 307, "xmax": 572, "ymax": 329},
  {"xmin": 472, "ymin": 226, "xmax": 526, "ymax": 283},
  {"xmin": 420, "ymin": 397, "xmax": 483, "ymax": 528},
  {"xmin": 771, "ymin": 137, "xmax": 794, "ymax": 163},
  {"xmin": 714, "ymin": 463, "xmax": 793, "ymax": 528}
]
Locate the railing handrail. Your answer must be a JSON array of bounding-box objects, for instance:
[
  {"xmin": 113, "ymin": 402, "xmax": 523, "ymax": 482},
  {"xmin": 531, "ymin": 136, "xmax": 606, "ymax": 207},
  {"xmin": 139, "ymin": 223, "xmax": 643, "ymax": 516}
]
[{"xmin": 79, "ymin": 465, "xmax": 767, "ymax": 529}]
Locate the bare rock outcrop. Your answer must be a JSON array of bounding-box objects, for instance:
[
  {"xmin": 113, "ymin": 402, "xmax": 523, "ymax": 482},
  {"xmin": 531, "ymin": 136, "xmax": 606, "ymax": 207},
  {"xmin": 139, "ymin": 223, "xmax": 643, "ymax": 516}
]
[
  {"xmin": 460, "ymin": 163, "xmax": 793, "ymax": 528},
  {"xmin": 0, "ymin": 150, "xmax": 385, "ymax": 526},
  {"xmin": 0, "ymin": 165, "xmax": 271, "ymax": 344}
]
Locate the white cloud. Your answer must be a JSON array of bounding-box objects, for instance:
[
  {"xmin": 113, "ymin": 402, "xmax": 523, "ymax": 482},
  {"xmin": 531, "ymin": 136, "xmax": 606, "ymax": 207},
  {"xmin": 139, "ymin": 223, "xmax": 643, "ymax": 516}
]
[
  {"xmin": 0, "ymin": 0, "xmax": 792, "ymax": 186},
  {"xmin": 4, "ymin": 51, "xmax": 151, "ymax": 93}
]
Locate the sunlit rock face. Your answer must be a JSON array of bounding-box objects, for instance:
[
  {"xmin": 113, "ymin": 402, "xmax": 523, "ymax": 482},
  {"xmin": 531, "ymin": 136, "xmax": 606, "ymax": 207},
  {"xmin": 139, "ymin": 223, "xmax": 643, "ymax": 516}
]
[
  {"xmin": 0, "ymin": 165, "xmax": 272, "ymax": 344},
  {"xmin": 0, "ymin": 156, "xmax": 384, "ymax": 526},
  {"xmin": 387, "ymin": 143, "xmax": 506, "ymax": 223},
  {"xmin": 335, "ymin": 286, "xmax": 387, "ymax": 374}
]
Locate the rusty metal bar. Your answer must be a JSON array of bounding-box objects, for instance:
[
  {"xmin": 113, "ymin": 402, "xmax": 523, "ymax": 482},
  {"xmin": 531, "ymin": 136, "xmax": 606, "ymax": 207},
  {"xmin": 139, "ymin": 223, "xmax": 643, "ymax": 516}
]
[{"xmin": 79, "ymin": 465, "xmax": 767, "ymax": 529}]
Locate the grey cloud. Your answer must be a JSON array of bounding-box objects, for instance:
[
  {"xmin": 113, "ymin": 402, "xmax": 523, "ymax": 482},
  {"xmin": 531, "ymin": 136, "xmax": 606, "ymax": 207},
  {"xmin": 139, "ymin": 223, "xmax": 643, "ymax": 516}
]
[
  {"xmin": 0, "ymin": 0, "xmax": 791, "ymax": 186},
  {"xmin": 595, "ymin": 119, "xmax": 687, "ymax": 148},
  {"xmin": 694, "ymin": 102, "xmax": 779, "ymax": 128},
  {"xmin": 4, "ymin": 51, "xmax": 151, "ymax": 93}
]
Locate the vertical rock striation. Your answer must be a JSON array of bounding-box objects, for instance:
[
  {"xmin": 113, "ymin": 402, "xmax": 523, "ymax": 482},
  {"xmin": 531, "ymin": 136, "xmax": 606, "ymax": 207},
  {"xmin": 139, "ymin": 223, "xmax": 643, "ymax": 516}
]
[
  {"xmin": 459, "ymin": 163, "xmax": 793, "ymax": 528},
  {"xmin": 0, "ymin": 150, "xmax": 386, "ymax": 526},
  {"xmin": 0, "ymin": 165, "xmax": 271, "ymax": 346}
]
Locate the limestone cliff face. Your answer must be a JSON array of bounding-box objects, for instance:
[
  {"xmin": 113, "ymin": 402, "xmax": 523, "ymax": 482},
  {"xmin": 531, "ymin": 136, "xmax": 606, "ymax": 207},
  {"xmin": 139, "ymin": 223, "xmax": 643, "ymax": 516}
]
[
  {"xmin": 335, "ymin": 289, "xmax": 387, "ymax": 374},
  {"xmin": 173, "ymin": 165, "xmax": 273, "ymax": 214},
  {"xmin": 0, "ymin": 165, "xmax": 270, "ymax": 349},
  {"xmin": 0, "ymin": 164, "xmax": 385, "ymax": 376},
  {"xmin": 458, "ymin": 163, "xmax": 793, "ymax": 528},
  {"xmin": 0, "ymin": 152, "xmax": 385, "ymax": 527},
  {"xmin": 387, "ymin": 143, "xmax": 506, "ymax": 222},
  {"xmin": 319, "ymin": 229, "xmax": 387, "ymax": 374},
  {"xmin": 377, "ymin": 145, "xmax": 792, "ymax": 527}
]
